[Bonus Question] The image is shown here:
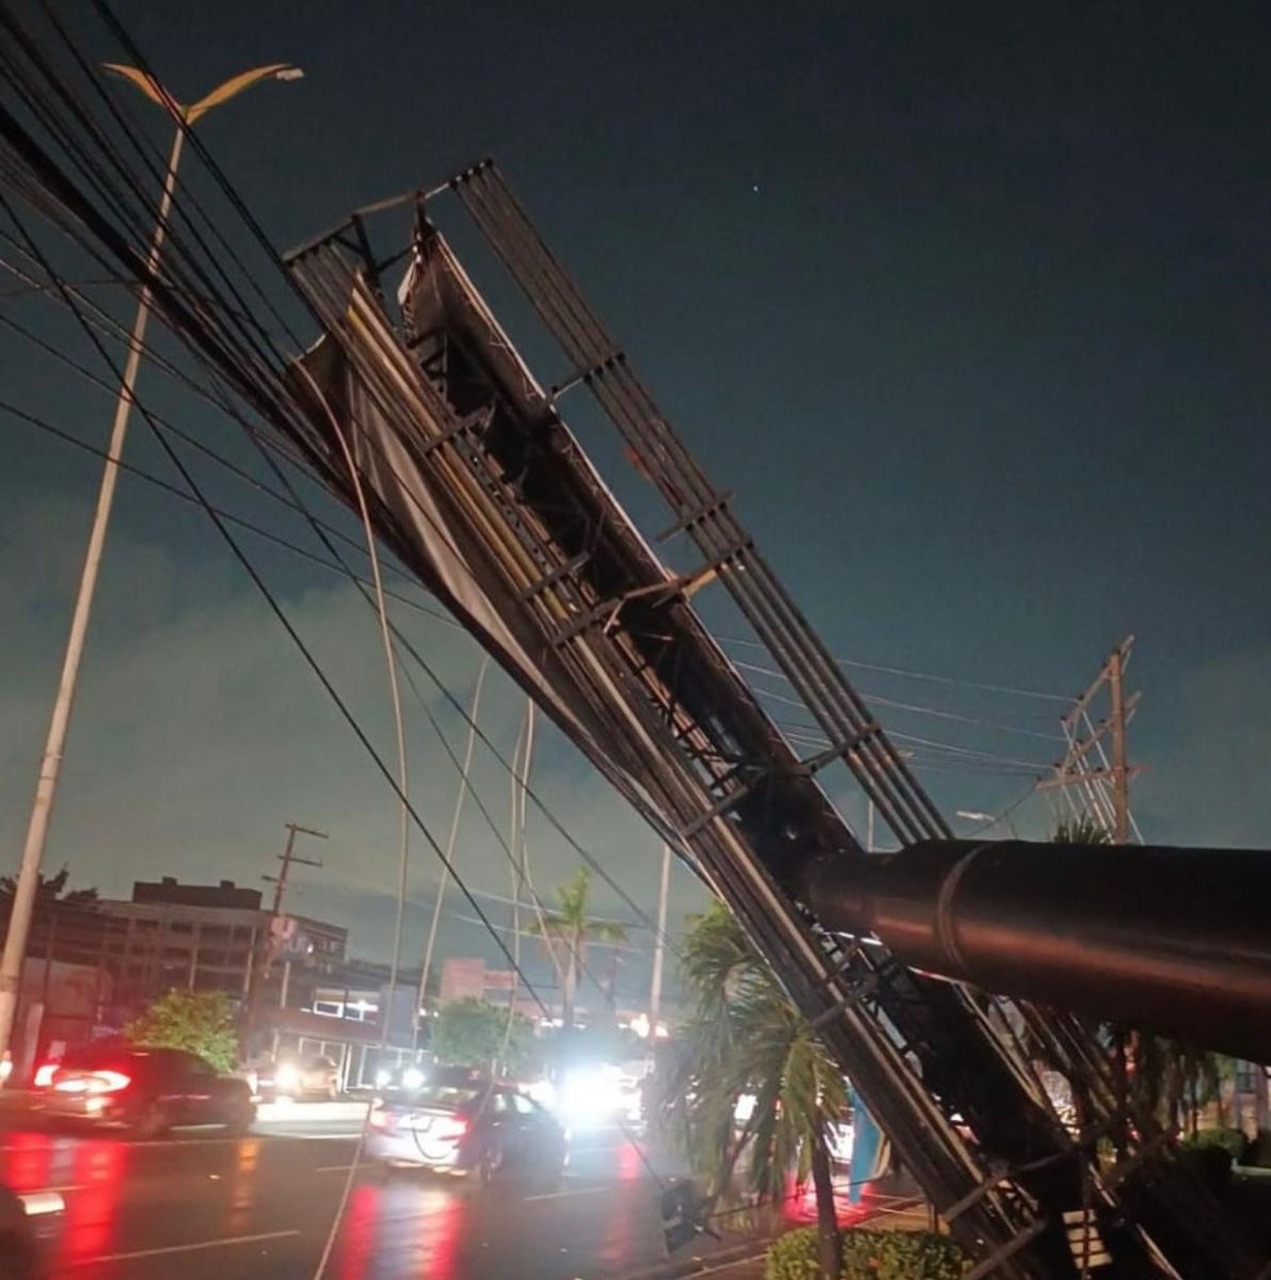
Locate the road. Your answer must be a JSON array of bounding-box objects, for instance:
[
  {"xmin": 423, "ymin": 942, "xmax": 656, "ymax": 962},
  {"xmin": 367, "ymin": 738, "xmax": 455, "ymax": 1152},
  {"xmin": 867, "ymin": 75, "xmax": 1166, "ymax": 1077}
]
[{"xmin": 1, "ymin": 1105, "xmax": 734, "ymax": 1280}]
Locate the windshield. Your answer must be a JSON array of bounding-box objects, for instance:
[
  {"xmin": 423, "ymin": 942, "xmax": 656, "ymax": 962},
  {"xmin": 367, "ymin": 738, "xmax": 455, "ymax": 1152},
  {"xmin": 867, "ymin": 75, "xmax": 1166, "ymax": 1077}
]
[{"xmin": 399, "ymin": 1084, "xmax": 483, "ymax": 1110}]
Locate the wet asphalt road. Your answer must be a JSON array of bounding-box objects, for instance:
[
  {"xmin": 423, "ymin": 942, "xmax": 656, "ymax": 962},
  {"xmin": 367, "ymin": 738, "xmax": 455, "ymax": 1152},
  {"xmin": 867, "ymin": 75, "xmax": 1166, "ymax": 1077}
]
[{"xmin": 1, "ymin": 1111, "xmax": 703, "ymax": 1280}]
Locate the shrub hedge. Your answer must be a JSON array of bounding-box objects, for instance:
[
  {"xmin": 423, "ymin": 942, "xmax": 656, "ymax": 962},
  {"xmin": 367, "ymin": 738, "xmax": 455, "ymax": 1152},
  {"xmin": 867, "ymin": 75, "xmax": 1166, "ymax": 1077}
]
[
  {"xmin": 1243, "ymin": 1130, "xmax": 1271, "ymax": 1169},
  {"xmin": 766, "ymin": 1225, "xmax": 967, "ymax": 1280},
  {"xmin": 1182, "ymin": 1126, "xmax": 1247, "ymax": 1161}
]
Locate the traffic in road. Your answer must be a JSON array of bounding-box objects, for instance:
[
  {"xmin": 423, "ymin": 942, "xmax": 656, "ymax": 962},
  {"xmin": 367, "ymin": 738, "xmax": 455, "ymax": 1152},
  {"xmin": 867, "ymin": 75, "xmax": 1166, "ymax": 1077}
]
[{"xmin": 1, "ymin": 1105, "xmax": 728, "ymax": 1280}]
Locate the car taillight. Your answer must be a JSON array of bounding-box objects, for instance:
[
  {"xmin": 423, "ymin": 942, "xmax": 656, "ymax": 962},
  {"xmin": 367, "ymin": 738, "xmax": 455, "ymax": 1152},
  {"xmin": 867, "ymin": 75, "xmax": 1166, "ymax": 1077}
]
[
  {"xmin": 431, "ymin": 1116, "xmax": 468, "ymax": 1142},
  {"xmin": 88, "ymin": 1070, "xmax": 131, "ymax": 1093},
  {"xmin": 33, "ymin": 1062, "xmax": 57, "ymax": 1088},
  {"xmin": 54, "ymin": 1070, "xmax": 131, "ymax": 1094}
]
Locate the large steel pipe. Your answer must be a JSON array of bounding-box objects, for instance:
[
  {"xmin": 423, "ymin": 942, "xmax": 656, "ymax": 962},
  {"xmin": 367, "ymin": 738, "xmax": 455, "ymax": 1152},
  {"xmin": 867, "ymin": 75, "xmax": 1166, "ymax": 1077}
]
[{"xmin": 799, "ymin": 840, "xmax": 1271, "ymax": 1064}]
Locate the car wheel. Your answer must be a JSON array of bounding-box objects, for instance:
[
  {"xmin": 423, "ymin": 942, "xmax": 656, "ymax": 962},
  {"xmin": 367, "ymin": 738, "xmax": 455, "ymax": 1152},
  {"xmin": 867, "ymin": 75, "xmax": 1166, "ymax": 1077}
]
[
  {"xmin": 131, "ymin": 1101, "xmax": 169, "ymax": 1140},
  {"xmin": 224, "ymin": 1102, "xmax": 254, "ymax": 1137},
  {"xmin": 476, "ymin": 1144, "xmax": 503, "ymax": 1189}
]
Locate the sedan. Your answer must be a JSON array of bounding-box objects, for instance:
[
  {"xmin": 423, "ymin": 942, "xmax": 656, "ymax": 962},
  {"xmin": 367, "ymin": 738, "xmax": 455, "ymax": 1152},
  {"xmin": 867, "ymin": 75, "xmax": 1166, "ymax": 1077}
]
[
  {"xmin": 39, "ymin": 1044, "xmax": 255, "ymax": 1138},
  {"xmin": 367, "ymin": 1072, "xmax": 567, "ymax": 1187}
]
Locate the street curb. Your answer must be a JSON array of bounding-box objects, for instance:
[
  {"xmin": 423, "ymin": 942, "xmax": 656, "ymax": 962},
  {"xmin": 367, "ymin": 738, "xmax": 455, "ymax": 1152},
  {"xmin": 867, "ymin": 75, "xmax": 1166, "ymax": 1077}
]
[
  {"xmin": 605, "ymin": 1238, "xmax": 768, "ymax": 1280},
  {"xmin": 601, "ymin": 1192, "xmax": 930, "ymax": 1280}
]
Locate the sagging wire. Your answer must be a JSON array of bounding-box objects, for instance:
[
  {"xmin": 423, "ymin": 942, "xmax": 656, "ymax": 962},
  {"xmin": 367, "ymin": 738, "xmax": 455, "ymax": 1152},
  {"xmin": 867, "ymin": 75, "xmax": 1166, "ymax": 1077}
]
[
  {"xmin": 415, "ymin": 653, "xmax": 490, "ymax": 1043},
  {"xmin": 7, "ymin": 44, "xmax": 673, "ymax": 969},
  {"xmin": 733, "ymin": 657, "xmax": 1064, "ymax": 743},
  {"xmin": 7, "ymin": 0, "xmax": 684, "ymax": 1007},
  {"xmin": 0, "ymin": 392, "xmax": 448, "ymax": 626},
  {"xmin": 720, "ymin": 634, "xmax": 1072, "ymax": 704},
  {"xmin": 293, "ymin": 363, "xmax": 409, "ymax": 1280},
  {"xmin": 0, "ymin": 183, "xmax": 549, "ymax": 1014}
]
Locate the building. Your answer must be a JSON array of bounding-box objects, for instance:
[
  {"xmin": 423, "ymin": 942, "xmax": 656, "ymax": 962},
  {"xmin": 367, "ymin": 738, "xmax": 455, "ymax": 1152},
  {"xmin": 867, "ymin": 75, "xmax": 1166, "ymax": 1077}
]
[
  {"xmin": 0, "ymin": 876, "xmax": 352, "ymax": 1071},
  {"xmin": 90, "ymin": 877, "xmax": 348, "ymax": 1004}
]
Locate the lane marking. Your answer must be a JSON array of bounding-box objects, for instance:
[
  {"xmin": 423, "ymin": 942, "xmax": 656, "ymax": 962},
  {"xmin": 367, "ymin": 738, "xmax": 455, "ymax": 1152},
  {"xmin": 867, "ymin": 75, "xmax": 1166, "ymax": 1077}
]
[
  {"xmin": 525, "ymin": 1183, "xmax": 613, "ymax": 1202},
  {"xmin": 70, "ymin": 1228, "xmax": 301, "ymax": 1265}
]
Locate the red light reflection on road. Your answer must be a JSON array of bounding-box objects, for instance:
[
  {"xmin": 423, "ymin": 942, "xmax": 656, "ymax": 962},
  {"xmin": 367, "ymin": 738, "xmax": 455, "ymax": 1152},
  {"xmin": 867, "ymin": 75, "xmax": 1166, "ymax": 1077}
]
[
  {"xmin": 784, "ymin": 1173, "xmax": 871, "ymax": 1227},
  {"xmin": 0, "ymin": 1130, "xmax": 55, "ymax": 1192},
  {"xmin": 57, "ymin": 1139, "xmax": 128, "ymax": 1266},
  {"xmin": 410, "ymin": 1184, "xmax": 467, "ymax": 1276},
  {"xmin": 227, "ymin": 1138, "xmax": 260, "ymax": 1235},
  {"xmin": 333, "ymin": 1179, "xmax": 470, "ymax": 1279},
  {"xmin": 596, "ymin": 1139, "xmax": 647, "ymax": 1268},
  {"xmin": 335, "ymin": 1182, "xmax": 381, "ymax": 1280},
  {"xmin": 617, "ymin": 1138, "xmax": 644, "ymax": 1182}
]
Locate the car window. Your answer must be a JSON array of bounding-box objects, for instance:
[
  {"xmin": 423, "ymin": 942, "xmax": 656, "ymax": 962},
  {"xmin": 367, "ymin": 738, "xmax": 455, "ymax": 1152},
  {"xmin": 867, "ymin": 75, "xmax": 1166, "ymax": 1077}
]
[{"xmin": 406, "ymin": 1084, "xmax": 482, "ymax": 1109}]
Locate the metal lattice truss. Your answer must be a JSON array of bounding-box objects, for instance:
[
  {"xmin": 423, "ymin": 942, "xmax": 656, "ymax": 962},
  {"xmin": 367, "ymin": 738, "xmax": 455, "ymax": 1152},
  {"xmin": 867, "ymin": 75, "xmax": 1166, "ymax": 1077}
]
[{"xmin": 276, "ymin": 164, "xmax": 1260, "ymax": 1279}]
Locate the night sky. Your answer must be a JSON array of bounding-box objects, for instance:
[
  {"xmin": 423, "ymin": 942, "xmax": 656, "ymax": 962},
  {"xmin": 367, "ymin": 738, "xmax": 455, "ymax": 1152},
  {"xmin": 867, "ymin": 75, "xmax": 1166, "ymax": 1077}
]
[{"xmin": 2, "ymin": 2, "xmax": 1269, "ymax": 1000}]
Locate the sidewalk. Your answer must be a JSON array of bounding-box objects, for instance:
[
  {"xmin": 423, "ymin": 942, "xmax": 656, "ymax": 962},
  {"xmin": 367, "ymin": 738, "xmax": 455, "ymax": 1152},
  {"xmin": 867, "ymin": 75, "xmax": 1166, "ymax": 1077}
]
[{"xmin": 611, "ymin": 1187, "xmax": 936, "ymax": 1280}]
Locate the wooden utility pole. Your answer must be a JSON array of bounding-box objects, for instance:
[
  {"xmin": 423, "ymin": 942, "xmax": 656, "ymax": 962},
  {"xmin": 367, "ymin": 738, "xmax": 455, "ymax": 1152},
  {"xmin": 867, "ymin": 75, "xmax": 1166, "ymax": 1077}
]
[
  {"xmin": 1037, "ymin": 637, "xmax": 1140, "ymax": 844},
  {"xmin": 1107, "ymin": 646, "xmax": 1130, "ymax": 845},
  {"xmin": 264, "ymin": 822, "xmax": 327, "ymax": 917}
]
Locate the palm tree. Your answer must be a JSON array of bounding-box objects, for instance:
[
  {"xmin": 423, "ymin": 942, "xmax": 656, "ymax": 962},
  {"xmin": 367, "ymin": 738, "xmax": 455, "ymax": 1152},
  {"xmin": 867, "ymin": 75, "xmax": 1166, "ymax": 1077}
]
[
  {"xmin": 652, "ymin": 902, "xmax": 846, "ymax": 1280},
  {"xmin": 529, "ymin": 868, "xmax": 626, "ymax": 1028}
]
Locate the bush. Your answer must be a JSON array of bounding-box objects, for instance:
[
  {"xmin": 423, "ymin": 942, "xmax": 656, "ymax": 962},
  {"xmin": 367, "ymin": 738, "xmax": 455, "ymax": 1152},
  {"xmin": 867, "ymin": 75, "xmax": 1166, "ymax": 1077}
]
[
  {"xmin": 1183, "ymin": 1126, "xmax": 1247, "ymax": 1161},
  {"xmin": 1176, "ymin": 1142, "xmax": 1234, "ymax": 1195},
  {"xmin": 1242, "ymin": 1129, "xmax": 1271, "ymax": 1169},
  {"xmin": 766, "ymin": 1225, "xmax": 967, "ymax": 1280}
]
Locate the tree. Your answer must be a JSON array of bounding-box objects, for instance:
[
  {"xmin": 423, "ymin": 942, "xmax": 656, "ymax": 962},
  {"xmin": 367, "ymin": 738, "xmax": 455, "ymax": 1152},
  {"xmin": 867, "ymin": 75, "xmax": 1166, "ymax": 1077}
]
[
  {"xmin": 1050, "ymin": 815, "xmax": 1111, "ymax": 847},
  {"xmin": 123, "ymin": 990, "xmax": 239, "ymax": 1073},
  {"xmin": 528, "ymin": 868, "xmax": 627, "ymax": 1029},
  {"xmin": 0, "ymin": 866, "xmax": 97, "ymax": 905},
  {"xmin": 651, "ymin": 902, "xmax": 846, "ymax": 1280},
  {"xmin": 432, "ymin": 997, "xmax": 533, "ymax": 1074}
]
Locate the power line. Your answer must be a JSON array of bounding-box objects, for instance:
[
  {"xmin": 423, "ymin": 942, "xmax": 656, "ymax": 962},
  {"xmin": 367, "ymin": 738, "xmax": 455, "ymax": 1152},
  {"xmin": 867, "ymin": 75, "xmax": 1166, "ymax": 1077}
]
[{"xmin": 721, "ymin": 634, "xmax": 1073, "ymax": 704}]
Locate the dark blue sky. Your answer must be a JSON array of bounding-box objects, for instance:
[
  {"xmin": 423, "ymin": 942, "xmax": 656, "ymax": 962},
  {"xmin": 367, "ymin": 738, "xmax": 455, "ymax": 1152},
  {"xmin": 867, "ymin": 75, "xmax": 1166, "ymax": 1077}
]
[{"xmin": 2, "ymin": 2, "xmax": 1269, "ymax": 989}]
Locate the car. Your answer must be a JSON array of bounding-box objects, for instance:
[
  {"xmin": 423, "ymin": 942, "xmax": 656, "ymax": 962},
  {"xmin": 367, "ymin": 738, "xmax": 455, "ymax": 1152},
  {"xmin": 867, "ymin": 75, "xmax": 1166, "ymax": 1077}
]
[
  {"xmin": 367, "ymin": 1068, "xmax": 567, "ymax": 1187},
  {"xmin": 254, "ymin": 1054, "xmax": 341, "ymax": 1100},
  {"xmin": 38, "ymin": 1043, "xmax": 254, "ymax": 1138}
]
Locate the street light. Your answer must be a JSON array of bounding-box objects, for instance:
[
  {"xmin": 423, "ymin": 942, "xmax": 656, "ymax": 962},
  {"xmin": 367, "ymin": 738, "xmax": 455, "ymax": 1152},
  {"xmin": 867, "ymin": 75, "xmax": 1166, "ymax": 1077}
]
[
  {"xmin": 956, "ymin": 810, "xmax": 1019, "ymax": 837},
  {"xmin": 0, "ymin": 62, "xmax": 302, "ymax": 1064}
]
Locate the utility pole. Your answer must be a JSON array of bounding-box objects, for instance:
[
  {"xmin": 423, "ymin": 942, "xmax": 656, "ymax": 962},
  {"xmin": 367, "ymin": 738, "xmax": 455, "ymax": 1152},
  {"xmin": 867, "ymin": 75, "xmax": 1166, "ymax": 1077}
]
[
  {"xmin": 257, "ymin": 823, "xmax": 326, "ymax": 1048},
  {"xmin": 1037, "ymin": 636, "xmax": 1140, "ymax": 844},
  {"xmin": 1107, "ymin": 646, "xmax": 1130, "ymax": 845},
  {"xmin": 648, "ymin": 842, "xmax": 672, "ymax": 1035},
  {"xmin": 264, "ymin": 822, "xmax": 327, "ymax": 918}
]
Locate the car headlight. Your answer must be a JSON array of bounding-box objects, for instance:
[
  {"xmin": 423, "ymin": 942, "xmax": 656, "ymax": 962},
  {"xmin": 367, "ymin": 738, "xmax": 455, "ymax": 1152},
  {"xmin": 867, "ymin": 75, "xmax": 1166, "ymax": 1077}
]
[
  {"xmin": 401, "ymin": 1066, "xmax": 424, "ymax": 1091},
  {"xmin": 374, "ymin": 1068, "xmax": 391, "ymax": 1089},
  {"xmin": 275, "ymin": 1063, "xmax": 301, "ymax": 1092}
]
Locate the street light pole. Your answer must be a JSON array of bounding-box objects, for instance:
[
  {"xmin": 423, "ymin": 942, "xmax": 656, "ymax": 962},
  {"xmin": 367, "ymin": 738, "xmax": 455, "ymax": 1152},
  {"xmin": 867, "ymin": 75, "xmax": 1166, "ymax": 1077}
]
[
  {"xmin": 648, "ymin": 842, "xmax": 672, "ymax": 1035},
  {"xmin": 0, "ymin": 62, "xmax": 302, "ymax": 1063}
]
